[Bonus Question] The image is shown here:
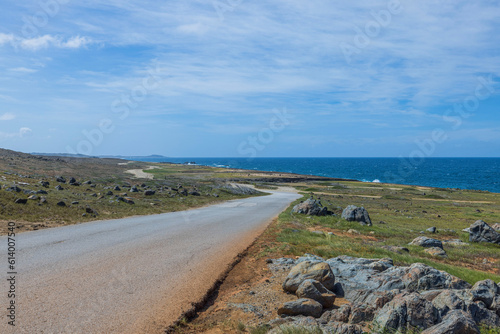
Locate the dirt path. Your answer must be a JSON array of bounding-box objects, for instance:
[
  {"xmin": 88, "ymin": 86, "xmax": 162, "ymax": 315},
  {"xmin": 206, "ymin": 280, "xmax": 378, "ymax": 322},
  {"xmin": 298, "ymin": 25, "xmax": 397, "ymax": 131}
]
[{"xmin": 125, "ymin": 166, "xmax": 159, "ymax": 179}]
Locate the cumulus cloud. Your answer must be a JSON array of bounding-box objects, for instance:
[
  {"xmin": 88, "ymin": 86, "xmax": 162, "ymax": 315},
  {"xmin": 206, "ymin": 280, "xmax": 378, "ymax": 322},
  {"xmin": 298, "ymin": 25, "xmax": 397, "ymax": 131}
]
[{"xmin": 19, "ymin": 127, "xmax": 33, "ymax": 138}]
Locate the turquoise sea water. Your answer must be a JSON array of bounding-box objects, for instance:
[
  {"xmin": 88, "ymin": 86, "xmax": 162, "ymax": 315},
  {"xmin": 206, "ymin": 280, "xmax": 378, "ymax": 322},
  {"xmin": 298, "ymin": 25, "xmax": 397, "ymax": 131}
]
[{"xmin": 128, "ymin": 157, "xmax": 500, "ymax": 193}]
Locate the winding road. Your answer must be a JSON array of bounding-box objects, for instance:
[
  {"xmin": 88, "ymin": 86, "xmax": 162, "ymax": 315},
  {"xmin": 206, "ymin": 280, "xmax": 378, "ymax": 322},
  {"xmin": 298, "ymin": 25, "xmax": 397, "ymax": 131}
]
[{"xmin": 1, "ymin": 190, "xmax": 300, "ymax": 334}]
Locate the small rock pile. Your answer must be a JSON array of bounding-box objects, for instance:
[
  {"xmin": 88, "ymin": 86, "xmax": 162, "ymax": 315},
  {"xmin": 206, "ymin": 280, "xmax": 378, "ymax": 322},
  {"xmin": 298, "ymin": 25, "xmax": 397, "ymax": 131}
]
[{"xmin": 267, "ymin": 254, "xmax": 500, "ymax": 333}]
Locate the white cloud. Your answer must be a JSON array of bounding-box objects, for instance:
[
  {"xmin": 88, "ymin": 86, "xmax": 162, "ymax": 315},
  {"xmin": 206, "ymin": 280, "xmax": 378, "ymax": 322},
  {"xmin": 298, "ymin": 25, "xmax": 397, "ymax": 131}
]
[
  {"xmin": 62, "ymin": 36, "xmax": 92, "ymax": 49},
  {"xmin": 0, "ymin": 113, "xmax": 15, "ymax": 121},
  {"xmin": 9, "ymin": 67, "xmax": 38, "ymax": 73},
  {"xmin": 0, "ymin": 33, "xmax": 15, "ymax": 45},
  {"xmin": 20, "ymin": 35, "xmax": 58, "ymax": 50},
  {"xmin": 19, "ymin": 127, "xmax": 33, "ymax": 138}
]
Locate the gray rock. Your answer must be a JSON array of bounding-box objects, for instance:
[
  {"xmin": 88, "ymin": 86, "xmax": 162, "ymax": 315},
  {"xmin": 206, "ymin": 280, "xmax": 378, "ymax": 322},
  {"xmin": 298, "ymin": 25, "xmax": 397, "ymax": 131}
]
[
  {"xmin": 469, "ymin": 220, "xmax": 500, "ymax": 244},
  {"xmin": 427, "ymin": 227, "xmax": 437, "ymax": 233},
  {"xmin": 381, "ymin": 245, "xmax": 410, "ymax": 254},
  {"xmin": 144, "ymin": 190, "xmax": 155, "ymax": 196},
  {"xmin": 28, "ymin": 195, "xmax": 38, "ymax": 200},
  {"xmin": 432, "ymin": 289, "xmax": 469, "ymax": 317},
  {"xmin": 6, "ymin": 186, "xmax": 22, "ymax": 192},
  {"xmin": 470, "ymin": 279, "xmax": 499, "ymax": 308},
  {"xmin": 320, "ymin": 304, "xmax": 351, "ymax": 323},
  {"xmin": 424, "ymin": 247, "xmax": 447, "ymax": 258},
  {"xmin": 14, "ymin": 198, "xmax": 27, "ymax": 204},
  {"xmin": 409, "ymin": 236, "xmax": 443, "ymax": 249},
  {"xmin": 189, "ymin": 190, "xmax": 201, "ymax": 196},
  {"xmin": 421, "ymin": 310, "xmax": 479, "ymax": 334},
  {"xmin": 113, "ymin": 186, "xmax": 121, "ymax": 191},
  {"xmin": 492, "ymin": 223, "xmax": 500, "ymax": 231},
  {"xmin": 130, "ymin": 186, "xmax": 139, "ymax": 193},
  {"xmin": 56, "ymin": 201, "xmax": 66, "ymax": 207},
  {"xmin": 321, "ymin": 322, "xmax": 363, "ymax": 334},
  {"xmin": 296, "ymin": 279, "xmax": 336, "ymax": 308},
  {"xmin": 373, "ymin": 292, "xmax": 439, "ymax": 332},
  {"xmin": 55, "ymin": 185, "xmax": 64, "ymax": 191},
  {"xmin": 71, "ymin": 201, "xmax": 79, "ymax": 205},
  {"xmin": 39, "ymin": 181, "xmax": 50, "ymax": 187},
  {"xmin": 283, "ymin": 261, "xmax": 335, "ymax": 293},
  {"xmin": 341, "ymin": 205, "xmax": 372, "ymax": 226},
  {"xmin": 277, "ymin": 298, "xmax": 323, "ymax": 318},
  {"xmin": 56, "ymin": 176, "xmax": 66, "ymax": 183},
  {"xmin": 106, "ymin": 191, "xmax": 114, "ymax": 196},
  {"xmin": 36, "ymin": 190, "xmax": 48, "ymax": 194},
  {"xmin": 443, "ymin": 239, "xmax": 469, "ymax": 247}
]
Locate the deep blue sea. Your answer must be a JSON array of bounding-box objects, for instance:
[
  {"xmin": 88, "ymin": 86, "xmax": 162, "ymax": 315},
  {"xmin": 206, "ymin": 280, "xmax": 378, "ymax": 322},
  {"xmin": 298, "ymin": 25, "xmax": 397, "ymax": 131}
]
[{"xmin": 128, "ymin": 157, "xmax": 500, "ymax": 193}]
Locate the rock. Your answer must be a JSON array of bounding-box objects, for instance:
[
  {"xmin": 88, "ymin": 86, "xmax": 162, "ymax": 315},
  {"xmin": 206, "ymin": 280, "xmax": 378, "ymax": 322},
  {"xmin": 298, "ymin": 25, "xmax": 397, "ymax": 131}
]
[
  {"xmin": 144, "ymin": 190, "xmax": 155, "ymax": 196},
  {"xmin": 296, "ymin": 279, "xmax": 336, "ymax": 308},
  {"xmin": 68, "ymin": 177, "xmax": 77, "ymax": 184},
  {"xmin": 421, "ymin": 310, "xmax": 479, "ymax": 334},
  {"xmin": 277, "ymin": 298, "xmax": 323, "ymax": 318},
  {"xmin": 341, "ymin": 205, "xmax": 372, "ymax": 226},
  {"xmin": 348, "ymin": 305, "xmax": 375, "ymax": 324},
  {"xmin": 320, "ymin": 303, "xmax": 352, "ymax": 323},
  {"xmin": 424, "ymin": 247, "xmax": 447, "ymax": 258},
  {"xmin": 492, "ymin": 223, "xmax": 500, "ymax": 231},
  {"xmin": 39, "ymin": 181, "xmax": 50, "ymax": 187},
  {"xmin": 347, "ymin": 229, "xmax": 360, "ymax": 235},
  {"xmin": 409, "ymin": 236, "xmax": 443, "ymax": 249},
  {"xmin": 106, "ymin": 191, "xmax": 113, "ymax": 196},
  {"xmin": 57, "ymin": 201, "xmax": 66, "ymax": 207},
  {"xmin": 113, "ymin": 186, "xmax": 121, "ymax": 191},
  {"xmin": 381, "ymin": 245, "xmax": 409, "ymax": 254},
  {"xmin": 130, "ymin": 186, "xmax": 139, "ymax": 193},
  {"xmin": 122, "ymin": 197, "xmax": 135, "ymax": 204},
  {"xmin": 283, "ymin": 261, "xmax": 335, "ymax": 293},
  {"xmin": 427, "ymin": 227, "xmax": 437, "ymax": 233},
  {"xmin": 6, "ymin": 186, "xmax": 22, "ymax": 192},
  {"xmin": 373, "ymin": 292, "xmax": 439, "ymax": 332},
  {"xmin": 40, "ymin": 197, "xmax": 47, "ymax": 204},
  {"xmin": 379, "ymin": 221, "xmax": 387, "ymax": 224},
  {"xmin": 178, "ymin": 188, "xmax": 188, "ymax": 196},
  {"xmin": 28, "ymin": 195, "xmax": 38, "ymax": 200},
  {"xmin": 292, "ymin": 198, "xmax": 331, "ymax": 216},
  {"xmin": 470, "ymin": 279, "xmax": 499, "ymax": 308},
  {"xmin": 321, "ymin": 321, "xmax": 363, "ymax": 334},
  {"xmin": 443, "ymin": 239, "xmax": 469, "ymax": 247},
  {"xmin": 55, "ymin": 185, "xmax": 64, "ymax": 191},
  {"xmin": 463, "ymin": 227, "xmax": 471, "ymax": 233},
  {"xmin": 189, "ymin": 190, "xmax": 201, "ymax": 196},
  {"xmin": 71, "ymin": 201, "xmax": 79, "ymax": 205},
  {"xmin": 36, "ymin": 190, "xmax": 48, "ymax": 194},
  {"xmin": 83, "ymin": 181, "xmax": 92, "ymax": 185},
  {"xmin": 56, "ymin": 176, "xmax": 66, "ymax": 183},
  {"xmin": 14, "ymin": 198, "xmax": 27, "ymax": 204},
  {"xmin": 469, "ymin": 220, "xmax": 500, "ymax": 244}
]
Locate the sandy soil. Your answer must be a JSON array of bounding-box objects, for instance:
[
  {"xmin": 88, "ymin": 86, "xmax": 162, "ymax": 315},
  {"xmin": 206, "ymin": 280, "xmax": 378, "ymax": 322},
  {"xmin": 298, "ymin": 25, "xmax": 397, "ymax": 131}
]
[{"xmin": 125, "ymin": 166, "xmax": 159, "ymax": 179}]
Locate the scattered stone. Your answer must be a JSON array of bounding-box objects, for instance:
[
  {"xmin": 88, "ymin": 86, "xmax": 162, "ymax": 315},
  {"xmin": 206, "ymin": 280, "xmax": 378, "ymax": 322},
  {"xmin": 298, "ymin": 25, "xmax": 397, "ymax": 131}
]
[
  {"xmin": 83, "ymin": 180, "xmax": 92, "ymax": 185},
  {"xmin": 296, "ymin": 279, "xmax": 336, "ymax": 308},
  {"xmin": 469, "ymin": 220, "xmax": 500, "ymax": 244},
  {"xmin": 283, "ymin": 261, "xmax": 335, "ymax": 293},
  {"xmin": 114, "ymin": 186, "xmax": 121, "ymax": 191},
  {"xmin": 106, "ymin": 191, "xmax": 113, "ymax": 196},
  {"xmin": 492, "ymin": 223, "xmax": 500, "ymax": 231},
  {"xmin": 56, "ymin": 176, "xmax": 66, "ymax": 183},
  {"xmin": 57, "ymin": 201, "xmax": 66, "ymax": 207},
  {"xmin": 69, "ymin": 177, "xmax": 77, "ymax": 184},
  {"xmin": 6, "ymin": 186, "xmax": 22, "ymax": 192},
  {"xmin": 409, "ymin": 236, "xmax": 443, "ymax": 249},
  {"xmin": 71, "ymin": 201, "xmax": 79, "ymax": 205},
  {"xmin": 424, "ymin": 247, "xmax": 447, "ymax": 258},
  {"xmin": 39, "ymin": 181, "xmax": 50, "ymax": 188},
  {"xmin": 121, "ymin": 197, "xmax": 135, "ymax": 204},
  {"xmin": 55, "ymin": 185, "xmax": 64, "ymax": 191},
  {"xmin": 443, "ymin": 239, "xmax": 469, "ymax": 247},
  {"xmin": 37, "ymin": 190, "xmax": 48, "ymax": 194},
  {"xmin": 189, "ymin": 190, "xmax": 201, "ymax": 196},
  {"xmin": 28, "ymin": 195, "xmax": 38, "ymax": 200},
  {"xmin": 341, "ymin": 205, "xmax": 372, "ymax": 226},
  {"xmin": 144, "ymin": 190, "xmax": 155, "ymax": 196},
  {"xmin": 130, "ymin": 186, "xmax": 139, "ymax": 193},
  {"xmin": 277, "ymin": 298, "xmax": 323, "ymax": 318},
  {"xmin": 292, "ymin": 198, "xmax": 331, "ymax": 216},
  {"xmin": 427, "ymin": 227, "xmax": 437, "ymax": 233},
  {"xmin": 379, "ymin": 221, "xmax": 387, "ymax": 224},
  {"xmin": 347, "ymin": 229, "xmax": 360, "ymax": 235},
  {"xmin": 40, "ymin": 197, "xmax": 47, "ymax": 204},
  {"xmin": 14, "ymin": 198, "xmax": 27, "ymax": 204}
]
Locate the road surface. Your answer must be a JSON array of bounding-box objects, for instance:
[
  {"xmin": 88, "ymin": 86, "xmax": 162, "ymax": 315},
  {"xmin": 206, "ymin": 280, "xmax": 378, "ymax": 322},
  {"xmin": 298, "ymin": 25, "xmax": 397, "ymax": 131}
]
[{"xmin": 1, "ymin": 190, "xmax": 301, "ymax": 333}]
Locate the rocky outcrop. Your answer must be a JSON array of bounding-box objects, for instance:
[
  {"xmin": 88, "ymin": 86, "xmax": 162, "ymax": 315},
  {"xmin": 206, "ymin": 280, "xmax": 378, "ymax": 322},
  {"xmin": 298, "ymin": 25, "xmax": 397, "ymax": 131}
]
[
  {"xmin": 269, "ymin": 254, "xmax": 498, "ymax": 333},
  {"xmin": 292, "ymin": 198, "xmax": 332, "ymax": 216},
  {"xmin": 469, "ymin": 220, "xmax": 500, "ymax": 244},
  {"xmin": 341, "ymin": 205, "xmax": 372, "ymax": 226}
]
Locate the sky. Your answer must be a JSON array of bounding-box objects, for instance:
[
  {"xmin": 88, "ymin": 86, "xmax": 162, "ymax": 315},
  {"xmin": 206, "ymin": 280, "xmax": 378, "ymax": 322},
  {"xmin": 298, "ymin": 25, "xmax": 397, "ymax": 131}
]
[{"xmin": 0, "ymin": 0, "xmax": 499, "ymax": 158}]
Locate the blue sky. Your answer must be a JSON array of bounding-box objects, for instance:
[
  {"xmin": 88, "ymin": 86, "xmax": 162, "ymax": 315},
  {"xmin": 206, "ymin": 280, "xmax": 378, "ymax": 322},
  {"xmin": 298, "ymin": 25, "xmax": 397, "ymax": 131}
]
[{"xmin": 0, "ymin": 0, "xmax": 499, "ymax": 157}]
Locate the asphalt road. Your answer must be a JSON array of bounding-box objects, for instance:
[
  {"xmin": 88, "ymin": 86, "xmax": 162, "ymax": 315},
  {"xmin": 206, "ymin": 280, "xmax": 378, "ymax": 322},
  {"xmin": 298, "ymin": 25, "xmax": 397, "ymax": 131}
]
[{"xmin": 0, "ymin": 190, "xmax": 300, "ymax": 334}]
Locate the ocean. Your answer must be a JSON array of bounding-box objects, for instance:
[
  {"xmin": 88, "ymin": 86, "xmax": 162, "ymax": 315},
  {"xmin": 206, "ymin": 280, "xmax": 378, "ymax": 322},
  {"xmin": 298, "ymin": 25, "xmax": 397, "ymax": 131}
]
[{"xmin": 127, "ymin": 157, "xmax": 500, "ymax": 193}]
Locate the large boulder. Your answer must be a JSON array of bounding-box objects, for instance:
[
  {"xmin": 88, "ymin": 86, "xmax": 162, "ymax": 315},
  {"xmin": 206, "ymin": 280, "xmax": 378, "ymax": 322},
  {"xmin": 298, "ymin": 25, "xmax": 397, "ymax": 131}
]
[
  {"xmin": 296, "ymin": 279, "xmax": 336, "ymax": 308},
  {"xmin": 409, "ymin": 236, "xmax": 443, "ymax": 249},
  {"xmin": 277, "ymin": 298, "xmax": 323, "ymax": 318},
  {"xmin": 373, "ymin": 292, "xmax": 439, "ymax": 332},
  {"xmin": 469, "ymin": 220, "xmax": 500, "ymax": 244},
  {"xmin": 341, "ymin": 205, "xmax": 372, "ymax": 226},
  {"xmin": 421, "ymin": 310, "xmax": 479, "ymax": 334},
  {"xmin": 283, "ymin": 261, "xmax": 335, "ymax": 293},
  {"xmin": 470, "ymin": 279, "xmax": 499, "ymax": 308},
  {"xmin": 292, "ymin": 198, "xmax": 330, "ymax": 216}
]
